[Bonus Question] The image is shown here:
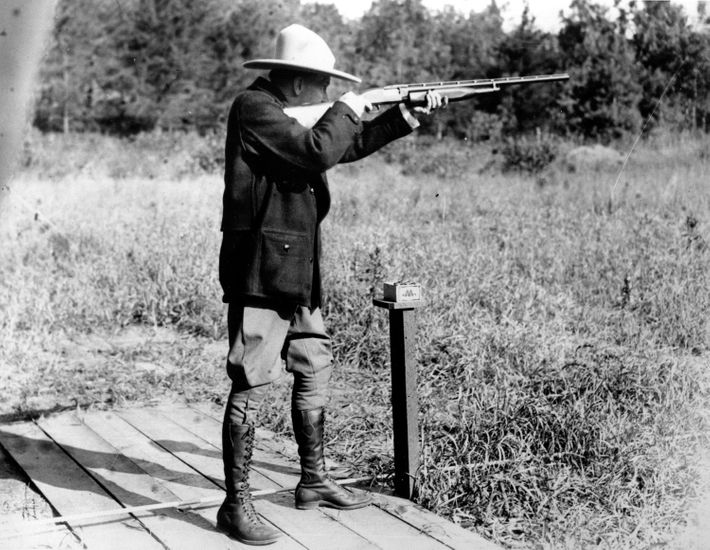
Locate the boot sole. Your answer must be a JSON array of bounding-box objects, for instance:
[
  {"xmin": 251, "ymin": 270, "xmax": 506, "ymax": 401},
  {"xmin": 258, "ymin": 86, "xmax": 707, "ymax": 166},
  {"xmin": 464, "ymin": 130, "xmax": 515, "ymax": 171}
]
[
  {"xmin": 296, "ymin": 498, "xmax": 371, "ymax": 511},
  {"xmin": 217, "ymin": 519, "xmax": 282, "ymax": 546}
]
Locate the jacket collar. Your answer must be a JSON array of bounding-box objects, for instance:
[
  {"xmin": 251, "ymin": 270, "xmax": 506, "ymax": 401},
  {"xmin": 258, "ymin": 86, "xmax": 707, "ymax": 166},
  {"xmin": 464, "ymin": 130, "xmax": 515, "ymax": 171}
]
[{"xmin": 248, "ymin": 77, "xmax": 288, "ymax": 105}]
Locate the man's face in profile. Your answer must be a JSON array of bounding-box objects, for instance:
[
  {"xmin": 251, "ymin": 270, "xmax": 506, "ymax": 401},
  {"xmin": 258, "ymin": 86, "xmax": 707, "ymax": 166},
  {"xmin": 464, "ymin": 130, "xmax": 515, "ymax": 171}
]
[{"xmin": 297, "ymin": 74, "xmax": 331, "ymax": 106}]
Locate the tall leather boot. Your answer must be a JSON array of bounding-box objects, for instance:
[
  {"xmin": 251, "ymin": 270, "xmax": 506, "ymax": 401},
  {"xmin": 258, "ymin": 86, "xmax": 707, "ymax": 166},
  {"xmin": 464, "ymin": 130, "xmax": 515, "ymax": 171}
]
[
  {"xmin": 292, "ymin": 408, "xmax": 372, "ymax": 510},
  {"xmin": 217, "ymin": 423, "xmax": 282, "ymax": 545}
]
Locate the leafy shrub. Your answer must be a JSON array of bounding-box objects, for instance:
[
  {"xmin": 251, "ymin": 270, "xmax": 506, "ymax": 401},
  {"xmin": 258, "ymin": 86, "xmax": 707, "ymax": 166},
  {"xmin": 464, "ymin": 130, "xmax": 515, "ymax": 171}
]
[
  {"xmin": 501, "ymin": 132, "xmax": 558, "ymax": 173},
  {"xmin": 379, "ymin": 136, "xmax": 492, "ymax": 179}
]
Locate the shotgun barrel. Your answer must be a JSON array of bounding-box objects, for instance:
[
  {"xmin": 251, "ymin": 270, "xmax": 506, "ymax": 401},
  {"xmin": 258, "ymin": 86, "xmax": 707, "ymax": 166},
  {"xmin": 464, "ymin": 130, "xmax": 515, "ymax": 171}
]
[{"xmin": 284, "ymin": 73, "xmax": 569, "ymax": 128}]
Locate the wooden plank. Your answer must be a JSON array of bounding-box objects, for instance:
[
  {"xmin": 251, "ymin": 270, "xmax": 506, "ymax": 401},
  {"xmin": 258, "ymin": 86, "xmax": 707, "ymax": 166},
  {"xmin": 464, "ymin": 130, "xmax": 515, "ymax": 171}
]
[
  {"xmin": 0, "ymin": 422, "xmax": 164, "ymax": 550},
  {"xmin": 0, "ymin": 446, "xmax": 81, "ymax": 550},
  {"xmin": 2, "ymin": 406, "xmax": 502, "ymax": 550},
  {"xmin": 257, "ymin": 491, "xmax": 381, "ymax": 550},
  {"xmin": 370, "ymin": 492, "xmax": 501, "ymax": 550},
  {"xmin": 80, "ymin": 411, "xmax": 223, "ymax": 500},
  {"xmin": 116, "ymin": 408, "xmax": 281, "ymax": 492},
  {"xmin": 160, "ymin": 405, "xmax": 301, "ymax": 489},
  {"xmin": 0, "ymin": 521, "xmax": 83, "ymax": 550},
  {"xmin": 36, "ymin": 413, "xmax": 236, "ymax": 550},
  {"xmin": 132, "ymin": 404, "xmax": 501, "ymax": 549},
  {"xmin": 318, "ymin": 504, "xmax": 452, "ymax": 550},
  {"xmin": 79, "ymin": 410, "xmax": 294, "ymax": 550}
]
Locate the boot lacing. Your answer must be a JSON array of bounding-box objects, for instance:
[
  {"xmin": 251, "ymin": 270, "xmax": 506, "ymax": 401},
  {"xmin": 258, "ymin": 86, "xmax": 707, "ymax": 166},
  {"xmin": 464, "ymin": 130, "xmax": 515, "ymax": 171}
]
[{"xmin": 236, "ymin": 428, "xmax": 262, "ymax": 527}]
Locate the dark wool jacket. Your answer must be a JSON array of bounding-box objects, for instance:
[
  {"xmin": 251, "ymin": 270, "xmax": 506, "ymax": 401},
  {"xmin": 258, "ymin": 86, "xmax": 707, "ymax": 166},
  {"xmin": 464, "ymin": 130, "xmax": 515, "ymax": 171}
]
[{"xmin": 220, "ymin": 77, "xmax": 414, "ymax": 307}]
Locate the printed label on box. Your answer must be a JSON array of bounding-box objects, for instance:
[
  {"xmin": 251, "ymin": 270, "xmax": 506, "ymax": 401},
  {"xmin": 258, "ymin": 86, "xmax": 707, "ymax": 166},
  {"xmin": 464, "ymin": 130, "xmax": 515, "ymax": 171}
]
[{"xmin": 383, "ymin": 282, "xmax": 422, "ymax": 302}]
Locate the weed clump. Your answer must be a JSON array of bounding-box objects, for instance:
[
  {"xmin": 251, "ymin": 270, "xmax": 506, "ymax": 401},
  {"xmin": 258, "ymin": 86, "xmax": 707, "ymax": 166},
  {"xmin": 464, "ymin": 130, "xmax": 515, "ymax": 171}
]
[
  {"xmin": 501, "ymin": 133, "xmax": 559, "ymax": 173},
  {"xmin": 379, "ymin": 136, "xmax": 492, "ymax": 179}
]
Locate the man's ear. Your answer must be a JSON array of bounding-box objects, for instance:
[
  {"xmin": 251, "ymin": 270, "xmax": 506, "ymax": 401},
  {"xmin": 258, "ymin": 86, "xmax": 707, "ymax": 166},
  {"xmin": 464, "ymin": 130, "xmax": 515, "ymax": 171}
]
[{"xmin": 292, "ymin": 76, "xmax": 304, "ymax": 97}]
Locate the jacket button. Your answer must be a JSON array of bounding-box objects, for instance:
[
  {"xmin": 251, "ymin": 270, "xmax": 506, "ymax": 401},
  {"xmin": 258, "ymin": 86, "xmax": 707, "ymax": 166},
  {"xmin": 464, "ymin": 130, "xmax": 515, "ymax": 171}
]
[
  {"xmin": 283, "ymin": 244, "xmax": 290, "ymax": 251},
  {"xmin": 309, "ymin": 257, "xmax": 313, "ymax": 263},
  {"xmin": 309, "ymin": 187, "xmax": 314, "ymax": 194}
]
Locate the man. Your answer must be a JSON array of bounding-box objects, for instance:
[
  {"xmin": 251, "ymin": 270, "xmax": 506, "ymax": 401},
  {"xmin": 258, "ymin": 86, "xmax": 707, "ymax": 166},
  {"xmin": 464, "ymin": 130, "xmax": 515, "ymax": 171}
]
[{"xmin": 218, "ymin": 24, "xmax": 445, "ymax": 545}]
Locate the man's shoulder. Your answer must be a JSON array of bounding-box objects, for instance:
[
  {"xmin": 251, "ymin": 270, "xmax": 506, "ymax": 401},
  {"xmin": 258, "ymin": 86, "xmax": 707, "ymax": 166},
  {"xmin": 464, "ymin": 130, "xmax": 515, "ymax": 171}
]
[
  {"xmin": 230, "ymin": 87, "xmax": 282, "ymax": 120},
  {"xmin": 235, "ymin": 79, "xmax": 283, "ymax": 108},
  {"xmin": 233, "ymin": 87, "xmax": 271, "ymax": 103}
]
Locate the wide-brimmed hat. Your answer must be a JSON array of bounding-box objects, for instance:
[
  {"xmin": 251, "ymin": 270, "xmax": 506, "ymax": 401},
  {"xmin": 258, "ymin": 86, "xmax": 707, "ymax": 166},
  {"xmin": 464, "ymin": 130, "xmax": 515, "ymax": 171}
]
[{"xmin": 243, "ymin": 24, "xmax": 360, "ymax": 83}]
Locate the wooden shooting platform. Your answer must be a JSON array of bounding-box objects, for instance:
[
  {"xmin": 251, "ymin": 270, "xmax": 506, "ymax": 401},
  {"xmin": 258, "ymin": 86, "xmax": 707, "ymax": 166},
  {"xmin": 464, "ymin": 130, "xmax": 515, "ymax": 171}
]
[{"xmin": 0, "ymin": 403, "xmax": 499, "ymax": 550}]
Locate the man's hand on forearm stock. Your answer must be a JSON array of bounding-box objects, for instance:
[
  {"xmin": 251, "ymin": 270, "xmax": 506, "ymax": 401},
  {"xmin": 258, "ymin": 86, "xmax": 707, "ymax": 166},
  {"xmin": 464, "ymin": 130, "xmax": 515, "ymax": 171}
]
[
  {"xmin": 399, "ymin": 90, "xmax": 448, "ymax": 128},
  {"xmin": 412, "ymin": 90, "xmax": 448, "ymax": 115}
]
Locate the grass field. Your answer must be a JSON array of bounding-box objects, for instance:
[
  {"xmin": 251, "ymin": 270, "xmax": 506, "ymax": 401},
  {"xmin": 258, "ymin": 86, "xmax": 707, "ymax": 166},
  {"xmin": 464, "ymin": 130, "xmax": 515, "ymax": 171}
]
[{"xmin": 1, "ymin": 131, "xmax": 709, "ymax": 548}]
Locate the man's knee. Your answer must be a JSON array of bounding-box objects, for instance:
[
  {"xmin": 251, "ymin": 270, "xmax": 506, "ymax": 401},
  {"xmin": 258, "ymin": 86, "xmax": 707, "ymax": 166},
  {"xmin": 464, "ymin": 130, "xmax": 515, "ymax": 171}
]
[
  {"xmin": 292, "ymin": 362, "xmax": 332, "ymax": 411},
  {"xmin": 225, "ymin": 382, "xmax": 270, "ymax": 426},
  {"xmin": 285, "ymin": 336, "xmax": 333, "ymax": 375}
]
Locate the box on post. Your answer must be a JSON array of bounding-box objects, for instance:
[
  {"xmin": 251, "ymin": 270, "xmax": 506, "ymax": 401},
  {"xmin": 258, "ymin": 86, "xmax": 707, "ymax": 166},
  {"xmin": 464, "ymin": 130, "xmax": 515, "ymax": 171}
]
[{"xmin": 383, "ymin": 281, "xmax": 422, "ymax": 303}]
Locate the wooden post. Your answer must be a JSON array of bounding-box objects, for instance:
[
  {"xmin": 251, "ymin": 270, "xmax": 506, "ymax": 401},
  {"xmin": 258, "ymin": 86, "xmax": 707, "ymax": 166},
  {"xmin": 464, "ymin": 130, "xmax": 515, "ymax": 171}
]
[{"xmin": 372, "ymin": 297, "xmax": 423, "ymax": 500}]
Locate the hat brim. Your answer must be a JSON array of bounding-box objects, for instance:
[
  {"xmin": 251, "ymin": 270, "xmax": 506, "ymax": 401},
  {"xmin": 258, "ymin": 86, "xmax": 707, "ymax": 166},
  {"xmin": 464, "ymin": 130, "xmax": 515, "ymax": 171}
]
[{"xmin": 243, "ymin": 59, "xmax": 361, "ymax": 83}]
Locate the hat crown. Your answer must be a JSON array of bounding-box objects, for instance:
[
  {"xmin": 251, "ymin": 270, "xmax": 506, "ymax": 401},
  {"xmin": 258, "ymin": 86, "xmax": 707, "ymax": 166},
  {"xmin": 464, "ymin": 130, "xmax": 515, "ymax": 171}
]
[
  {"xmin": 242, "ymin": 23, "xmax": 360, "ymax": 83},
  {"xmin": 275, "ymin": 24, "xmax": 335, "ymax": 71}
]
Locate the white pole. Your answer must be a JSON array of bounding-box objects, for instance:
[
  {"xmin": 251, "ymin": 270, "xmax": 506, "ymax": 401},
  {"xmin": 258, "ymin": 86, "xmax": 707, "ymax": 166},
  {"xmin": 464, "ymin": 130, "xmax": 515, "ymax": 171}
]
[{"xmin": 0, "ymin": 0, "xmax": 57, "ymax": 218}]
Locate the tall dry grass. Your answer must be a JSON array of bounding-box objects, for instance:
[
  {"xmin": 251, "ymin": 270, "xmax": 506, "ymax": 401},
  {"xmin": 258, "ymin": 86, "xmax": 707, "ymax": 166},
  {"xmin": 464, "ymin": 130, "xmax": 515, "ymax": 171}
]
[{"xmin": 1, "ymin": 131, "xmax": 709, "ymax": 548}]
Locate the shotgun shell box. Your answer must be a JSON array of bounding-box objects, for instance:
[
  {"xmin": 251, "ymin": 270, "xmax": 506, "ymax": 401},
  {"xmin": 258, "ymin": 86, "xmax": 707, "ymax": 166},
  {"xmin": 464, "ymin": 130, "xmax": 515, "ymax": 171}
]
[{"xmin": 383, "ymin": 281, "xmax": 422, "ymax": 302}]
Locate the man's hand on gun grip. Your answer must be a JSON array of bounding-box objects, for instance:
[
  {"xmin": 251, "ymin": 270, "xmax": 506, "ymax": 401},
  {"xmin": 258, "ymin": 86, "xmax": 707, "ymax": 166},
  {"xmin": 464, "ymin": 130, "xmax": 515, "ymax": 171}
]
[
  {"xmin": 413, "ymin": 91, "xmax": 449, "ymax": 115},
  {"xmin": 338, "ymin": 92, "xmax": 373, "ymax": 118}
]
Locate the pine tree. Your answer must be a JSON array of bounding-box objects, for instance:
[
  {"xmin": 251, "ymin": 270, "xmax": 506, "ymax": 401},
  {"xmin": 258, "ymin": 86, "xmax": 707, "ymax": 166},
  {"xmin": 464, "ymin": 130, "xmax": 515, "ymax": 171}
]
[
  {"xmin": 34, "ymin": 0, "xmax": 117, "ymax": 132},
  {"xmin": 558, "ymin": 0, "xmax": 643, "ymax": 140},
  {"xmin": 354, "ymin": 0, "xmax": 444, "ymax": 85},
  {"xmin": 433, "ymin": 3, "xmax": 505, "ymax": 139},
  {"xmin": 495, "ymin": 6, "xmax": 565, "ymax": 134},
  {"xmin": 632, "ymin": 1, "xmax": 710, "ymax": 131}
]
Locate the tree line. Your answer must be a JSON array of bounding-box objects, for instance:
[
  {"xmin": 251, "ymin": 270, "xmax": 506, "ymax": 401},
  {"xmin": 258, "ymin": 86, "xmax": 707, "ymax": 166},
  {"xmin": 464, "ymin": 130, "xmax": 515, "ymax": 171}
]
[{"xmin": 34, "ymin": 0, "xmax": 710, "ymax": 141}]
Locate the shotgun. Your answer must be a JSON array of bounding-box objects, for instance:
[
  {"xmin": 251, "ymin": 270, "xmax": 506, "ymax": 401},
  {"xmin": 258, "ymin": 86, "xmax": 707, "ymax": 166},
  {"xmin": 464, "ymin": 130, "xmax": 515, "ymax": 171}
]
[{"xmin": 284, "ymin": 73, "xmax": 569, "ymax": 128}]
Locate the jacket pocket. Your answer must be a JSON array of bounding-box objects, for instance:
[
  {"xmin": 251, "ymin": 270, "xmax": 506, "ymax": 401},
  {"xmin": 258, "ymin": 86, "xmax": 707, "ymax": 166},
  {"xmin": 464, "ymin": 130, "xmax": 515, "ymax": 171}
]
[
  {"xmin": 219, "ymin": 229, "xmax": 254, "ymax": 302},
  {"xmin": 259, "ymin": 229, "xmax": 312, "ymax": 301}
]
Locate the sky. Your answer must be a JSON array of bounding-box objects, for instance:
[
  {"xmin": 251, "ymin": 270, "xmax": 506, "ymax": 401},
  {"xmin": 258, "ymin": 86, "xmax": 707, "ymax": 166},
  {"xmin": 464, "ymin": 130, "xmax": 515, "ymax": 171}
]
[{"xmin": 301, "ymin": 0, "xmax": 703, "ymax": 31}]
